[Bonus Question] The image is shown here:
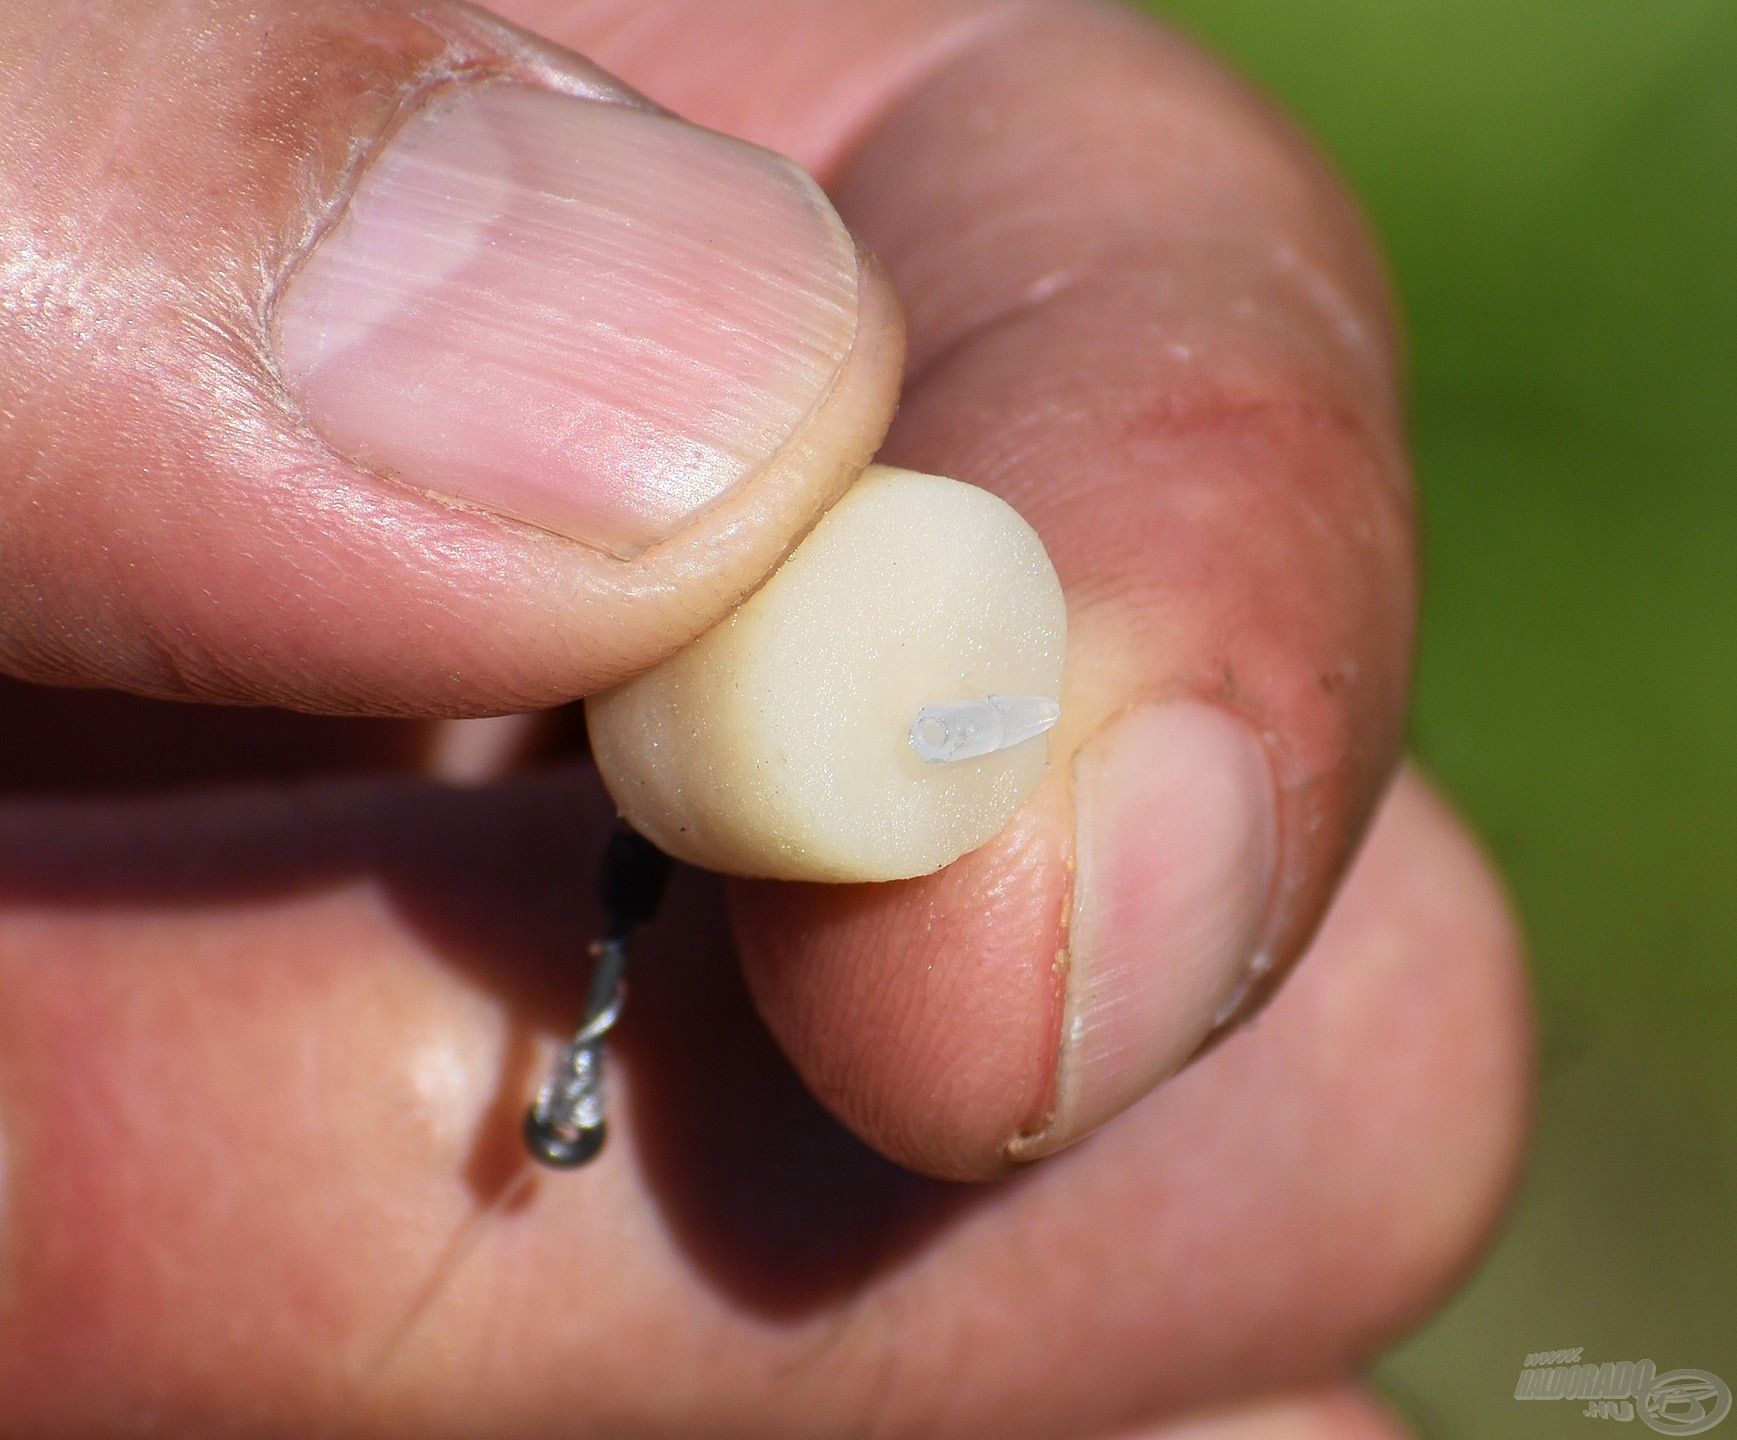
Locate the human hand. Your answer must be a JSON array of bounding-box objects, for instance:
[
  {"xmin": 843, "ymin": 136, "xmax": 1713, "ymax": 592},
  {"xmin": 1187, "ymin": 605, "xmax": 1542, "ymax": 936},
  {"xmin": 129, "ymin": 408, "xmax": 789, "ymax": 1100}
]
[{"xmin": 0, "ymin": 2, "xmax": 1530, "ymax": 1435}]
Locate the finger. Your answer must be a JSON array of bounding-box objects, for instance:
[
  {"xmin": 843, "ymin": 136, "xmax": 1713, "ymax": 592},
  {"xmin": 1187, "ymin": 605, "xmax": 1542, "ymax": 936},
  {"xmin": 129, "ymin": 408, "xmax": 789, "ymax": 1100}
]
[
  {"xmin": 0, "ymin": 675, "xmax": 448, "ymax": 794},
  {"xmin": 511, "ymin": 1, "xmax": 1415, "ymax": 1173},
  {"xmin": 0, "ymin": 0, "xmax": 902, "ymax": 714},
  {"xmin": 1135, "ymin": 1388, "xmax": 1412, "ymax": 1440},
  {"xmin": 0, "ymin": 769, "xmax": 1529, "ymax": 1437}
]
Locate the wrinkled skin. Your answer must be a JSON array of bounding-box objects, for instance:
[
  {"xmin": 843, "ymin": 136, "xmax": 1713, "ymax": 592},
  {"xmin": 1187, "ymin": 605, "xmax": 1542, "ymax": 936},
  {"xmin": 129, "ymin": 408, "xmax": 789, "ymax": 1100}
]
[{"xmin": 0, "ymin": 2, "xmax": 1530, "ymax": 1437}]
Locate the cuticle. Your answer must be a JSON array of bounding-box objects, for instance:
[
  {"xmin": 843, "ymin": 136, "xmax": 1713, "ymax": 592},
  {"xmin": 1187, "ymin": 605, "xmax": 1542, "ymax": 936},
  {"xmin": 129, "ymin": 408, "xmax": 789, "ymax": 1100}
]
[{"xmin": 261, "ymin": 63, "xmax": 504, "ymax": 361}]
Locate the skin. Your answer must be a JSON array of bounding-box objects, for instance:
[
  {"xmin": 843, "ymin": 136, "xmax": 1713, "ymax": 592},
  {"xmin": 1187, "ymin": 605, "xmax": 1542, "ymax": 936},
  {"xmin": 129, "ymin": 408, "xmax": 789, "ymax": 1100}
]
[{"xmin": 0, "ymin": 2, "xmax": 1532, "ymax": 1436}]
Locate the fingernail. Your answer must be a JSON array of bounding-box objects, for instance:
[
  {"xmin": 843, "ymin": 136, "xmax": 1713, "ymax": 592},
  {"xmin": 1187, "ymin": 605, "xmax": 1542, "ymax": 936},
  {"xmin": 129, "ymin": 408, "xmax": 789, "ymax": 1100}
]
[
  {"xmin": 276, "ymin": 84, "xmax": 861, "ymax": 557},
  {"xmin": 1017, "ymin": 701, "xmax": 1278, "ymax": 1158}
]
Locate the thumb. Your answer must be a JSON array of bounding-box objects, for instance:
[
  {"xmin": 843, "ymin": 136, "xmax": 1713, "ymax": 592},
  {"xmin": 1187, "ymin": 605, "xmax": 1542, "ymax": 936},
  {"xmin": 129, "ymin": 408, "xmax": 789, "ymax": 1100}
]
[{"xmin": 0, "ymin": 0, "xmax": 901, "ymax": 714}]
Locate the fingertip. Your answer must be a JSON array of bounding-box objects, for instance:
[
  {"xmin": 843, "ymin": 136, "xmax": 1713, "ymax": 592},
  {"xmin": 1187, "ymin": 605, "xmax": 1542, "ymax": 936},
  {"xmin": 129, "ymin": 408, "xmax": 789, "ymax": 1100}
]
[
  {"xmin": 733, "ymin": 774, "xmax": 1074, "ymax": 1181},
  {"xmin": 1147, "ymin": 1387, "xmax": 1413, "ymax": 1440}
]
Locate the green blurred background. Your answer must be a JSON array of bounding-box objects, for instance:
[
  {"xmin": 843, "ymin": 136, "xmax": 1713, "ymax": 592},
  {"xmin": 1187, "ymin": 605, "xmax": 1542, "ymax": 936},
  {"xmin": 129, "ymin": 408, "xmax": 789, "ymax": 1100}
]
[{"xmin": 1136, "ymin": 0, "xmax": 1735, "ymax": 1432}]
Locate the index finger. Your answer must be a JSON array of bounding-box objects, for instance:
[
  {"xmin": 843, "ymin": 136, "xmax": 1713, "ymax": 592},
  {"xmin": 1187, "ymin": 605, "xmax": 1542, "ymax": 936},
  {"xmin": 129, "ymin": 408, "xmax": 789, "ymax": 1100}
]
[{"xmin": 512, "ymin": 0, "xmax": 1417, "ymax": 1175}]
